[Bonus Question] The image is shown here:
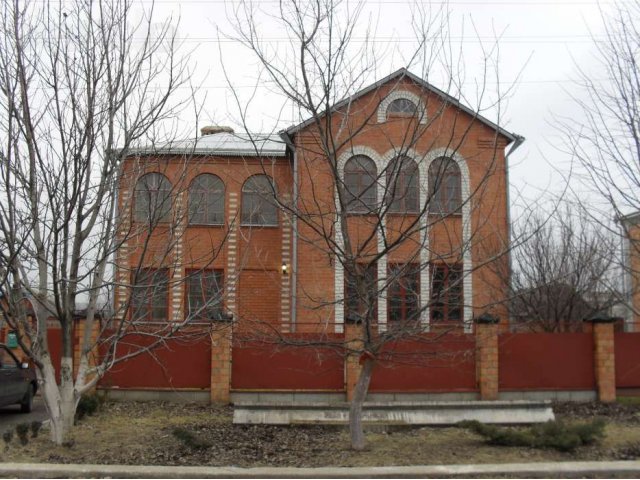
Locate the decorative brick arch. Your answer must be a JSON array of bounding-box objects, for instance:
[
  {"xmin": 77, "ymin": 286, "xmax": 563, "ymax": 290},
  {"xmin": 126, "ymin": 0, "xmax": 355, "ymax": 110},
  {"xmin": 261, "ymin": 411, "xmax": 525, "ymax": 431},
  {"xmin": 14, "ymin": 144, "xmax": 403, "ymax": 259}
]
[
  {"xmin": 377, "ymin": 90, "xmax": 427, "ymax": 125},
  {"xmin": 424, "ymin": 147, "xmax": 473, "ymax": 331},
  {"xmin": 334, "ymin": 147, "xmax": 386, "ymax": 333},
  {"xmin": 333, "ymin": 146, "xmax": 473, "ymax": 333},
  {"xmin": 380, "ymin": 148, "xmax": 430, "ymax": 329}
]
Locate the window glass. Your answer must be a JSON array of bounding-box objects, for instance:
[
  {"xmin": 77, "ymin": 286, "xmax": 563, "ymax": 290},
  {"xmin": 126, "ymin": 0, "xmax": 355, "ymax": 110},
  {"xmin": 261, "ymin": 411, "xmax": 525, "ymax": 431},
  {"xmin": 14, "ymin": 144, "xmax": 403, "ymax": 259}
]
[
  {"xmin": 241, "ymin": 175, "xmax": 278, "ymax": 225},
  {"xmin": 189, "ymin": 174, "xmax": 225, "ymax": 225},
  {"xmin": 134, "ymin": 173, "xmax": 172, "ymax": 224},
  {"xmin": 430, "ymin": 263, "xmax": 463, "ymax": 323},
  {"xmin": 344, "ymin": 155, "xmax": 378, "ymax": 213},
  {"xmin": 386, "ymin": 156, "xmax": 419, "ymax": 213},
  {"xmin": 131, "ymin": 268, "xmax": 169, "ymax": 322},
  {"xmin": 387, "ymin": 98, "xmax": 418, "ymax": 116},
  {"xmin": 186, "ymin": 270, "xmax": 224, "ymax": 321},
  {"xmin": 345, "ymin": 264, "xmax": 378, "ymax": 323},
  {"xmin": 428, "ymin": 157, "xmax": 461, "ymax": 214},
  {"xmin": 388, "ymin": 264, "xmax": 420, "ymax": 324}
]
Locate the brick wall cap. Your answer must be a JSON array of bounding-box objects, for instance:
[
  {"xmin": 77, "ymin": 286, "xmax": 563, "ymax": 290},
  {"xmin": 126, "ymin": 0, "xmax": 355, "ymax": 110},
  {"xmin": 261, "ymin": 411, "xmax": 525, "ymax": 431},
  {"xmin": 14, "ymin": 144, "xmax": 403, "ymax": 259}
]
[
  {"xmin": 583, "ymin": 314, "xmax": 620, "ymax": 324},
  {"xmin": 474, "ymin": 313, "xmax": 499, "ymax": 324}
]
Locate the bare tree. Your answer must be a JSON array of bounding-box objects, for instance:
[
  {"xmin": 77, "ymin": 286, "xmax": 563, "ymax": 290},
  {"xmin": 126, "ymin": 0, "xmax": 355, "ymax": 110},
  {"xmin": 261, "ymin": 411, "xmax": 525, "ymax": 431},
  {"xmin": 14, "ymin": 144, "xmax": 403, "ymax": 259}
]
[
  {"xmin": 223, "ymin": 0, "xmax": 522, "ymax": 450},
  {"xmin": 498, "ymin": 205, "xmax": 621, "ymax": 332},
  {"xmin": 0, "ymin": 0, "xmax": 224, "ymax": 444},
  {"xmin": 559, "ymin": 1, "xmax": 640, "ymax": 219},
  {"xmin": 556, "ymin": 1, "xmax": 640, "ymax": 323}
]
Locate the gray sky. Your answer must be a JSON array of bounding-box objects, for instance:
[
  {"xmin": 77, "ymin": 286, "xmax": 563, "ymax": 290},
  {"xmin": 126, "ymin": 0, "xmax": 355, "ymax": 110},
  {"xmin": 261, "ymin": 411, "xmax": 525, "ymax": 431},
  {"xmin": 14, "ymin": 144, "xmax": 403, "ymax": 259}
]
[{"xmin": 147, "ymin": 0, "xmax": 613, "ymax": 207}]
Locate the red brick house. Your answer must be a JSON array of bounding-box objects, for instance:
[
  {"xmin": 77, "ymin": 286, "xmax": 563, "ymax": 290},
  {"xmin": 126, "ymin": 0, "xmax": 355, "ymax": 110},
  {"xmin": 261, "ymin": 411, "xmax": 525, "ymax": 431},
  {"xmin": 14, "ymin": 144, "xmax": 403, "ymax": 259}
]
[{"xmin": 101, "ymin": 69, "xmax": 636, "ymax": 405}]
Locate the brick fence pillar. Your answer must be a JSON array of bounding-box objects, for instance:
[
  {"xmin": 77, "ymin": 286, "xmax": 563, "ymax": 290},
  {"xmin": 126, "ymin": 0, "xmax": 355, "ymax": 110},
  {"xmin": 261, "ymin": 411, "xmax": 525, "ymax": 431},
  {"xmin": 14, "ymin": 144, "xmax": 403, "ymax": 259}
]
[
  {"xmin": 73, "ymin": 318, "xmax": 100, "ymax": 391},
  {"xmin": 585, "ymin": 316, "xmax": 617, "ymax": 403},
  {"xmin": 345, "ymin": 322, "xmax": 364, "ymax": 402},
  {"xmin": 210, "ymin": 325, "xmax": 233, "ymax": 403},
  {"xmin": 475, "ymin": 313, "xmax": 499, "ymax": 400}
]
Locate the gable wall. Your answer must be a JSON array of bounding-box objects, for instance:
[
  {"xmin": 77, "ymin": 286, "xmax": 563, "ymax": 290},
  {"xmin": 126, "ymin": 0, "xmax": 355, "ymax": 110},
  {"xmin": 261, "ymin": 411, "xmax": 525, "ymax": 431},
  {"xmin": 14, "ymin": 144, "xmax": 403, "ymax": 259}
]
[{"xmin": 292, "ymin": 77, "xmax": 511, "ymax": 331}]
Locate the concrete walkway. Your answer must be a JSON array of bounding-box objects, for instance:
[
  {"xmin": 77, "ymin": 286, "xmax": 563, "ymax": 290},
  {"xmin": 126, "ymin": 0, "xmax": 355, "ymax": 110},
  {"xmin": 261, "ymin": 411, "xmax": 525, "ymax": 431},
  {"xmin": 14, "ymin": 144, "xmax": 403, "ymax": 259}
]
[{"xmin": 1, "ymin": 461, "xmax": 640, "ymax": 478}]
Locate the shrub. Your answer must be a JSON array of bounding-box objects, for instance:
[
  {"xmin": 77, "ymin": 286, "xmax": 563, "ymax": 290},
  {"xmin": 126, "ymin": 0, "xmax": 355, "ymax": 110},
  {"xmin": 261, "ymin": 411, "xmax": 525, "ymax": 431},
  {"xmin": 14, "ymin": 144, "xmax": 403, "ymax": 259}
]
[
  {"xmin": 171, "ymin": 427, "xmax": 212, "ymax": 450},
  {"xmin": 458, "ymin": 419, "xmax": 605, "ymax": 452},
  {"xmin": 75, "ymin": 392, "xmax": 107, "ymax": 422},
  {"xmin": 2, "ymin": 430, "xmax": 13, "ymax": 445},
  {"xmin": 15, "ymin": 423, "xmax": 29, "ymax": 446},
  {"xmin": 30, "ymin": 421, "xmax": 42, "ymax": 438}
]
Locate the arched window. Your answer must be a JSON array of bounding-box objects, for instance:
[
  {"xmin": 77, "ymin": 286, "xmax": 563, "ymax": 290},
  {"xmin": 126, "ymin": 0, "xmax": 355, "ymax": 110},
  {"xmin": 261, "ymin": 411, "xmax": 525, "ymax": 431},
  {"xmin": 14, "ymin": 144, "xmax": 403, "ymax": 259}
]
[
  {"xmin": 189, "ymin": 174, "xmax": 225, "ymax": 225},
  {"xmin": 344, "ymin": 155, "xmax": 378, "ymax": 213},
  {"xmin": 387, "ymin": 98, "xmax": 418, "ymax": 117},
  {"xmin": 428, "ymin": 157, "xmax": 461, "ymax": 214},
  {"xmin": 386, "ymin": 156, "xmax": 419, "ymax": 213},
  {"xmin": 134, "ymin": 173, "xmax": 172, "ymax": 223},
  {"xmin": 241, "ymin": 175, "xmax": 278, "ymax": 226}
]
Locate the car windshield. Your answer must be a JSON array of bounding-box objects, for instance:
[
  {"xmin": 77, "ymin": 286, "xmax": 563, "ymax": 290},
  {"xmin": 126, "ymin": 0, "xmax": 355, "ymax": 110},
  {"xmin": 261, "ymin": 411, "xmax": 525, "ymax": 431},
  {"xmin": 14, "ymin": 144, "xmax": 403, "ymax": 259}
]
[{"xmin": 0, "ymin": 347, "xmax": 18, "ymax": 368}]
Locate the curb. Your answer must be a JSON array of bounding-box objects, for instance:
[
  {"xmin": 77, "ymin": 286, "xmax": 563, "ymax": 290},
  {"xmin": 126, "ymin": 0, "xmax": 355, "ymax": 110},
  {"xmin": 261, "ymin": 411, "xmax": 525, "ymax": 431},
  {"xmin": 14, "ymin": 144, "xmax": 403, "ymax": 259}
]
[{"xmin": 1, "ymin": 461, "xmax": 640, "ymax": 478}]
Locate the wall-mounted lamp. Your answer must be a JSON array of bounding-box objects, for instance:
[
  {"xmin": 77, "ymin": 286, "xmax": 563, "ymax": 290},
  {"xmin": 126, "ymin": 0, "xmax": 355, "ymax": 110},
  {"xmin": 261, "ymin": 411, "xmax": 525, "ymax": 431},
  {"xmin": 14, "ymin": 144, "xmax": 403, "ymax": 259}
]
[{"xmin": 281, "ymin": 263, "xmax": 289, "ymax": 276}]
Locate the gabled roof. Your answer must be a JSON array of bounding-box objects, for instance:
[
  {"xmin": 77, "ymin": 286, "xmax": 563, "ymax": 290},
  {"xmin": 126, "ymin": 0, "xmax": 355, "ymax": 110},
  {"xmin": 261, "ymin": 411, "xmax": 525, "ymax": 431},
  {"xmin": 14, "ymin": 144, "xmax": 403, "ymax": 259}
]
[{"xmin": 282, "ymin": 68, "xmax": 523, "ymax": 145}]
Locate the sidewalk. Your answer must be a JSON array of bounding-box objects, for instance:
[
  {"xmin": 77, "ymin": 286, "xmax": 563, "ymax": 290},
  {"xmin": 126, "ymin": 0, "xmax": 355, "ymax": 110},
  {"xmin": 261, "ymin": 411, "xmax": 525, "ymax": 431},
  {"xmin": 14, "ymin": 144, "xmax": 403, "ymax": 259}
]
[{"xmin": 1, "ymin": 461, "xmax": 640, "ymax": 478}]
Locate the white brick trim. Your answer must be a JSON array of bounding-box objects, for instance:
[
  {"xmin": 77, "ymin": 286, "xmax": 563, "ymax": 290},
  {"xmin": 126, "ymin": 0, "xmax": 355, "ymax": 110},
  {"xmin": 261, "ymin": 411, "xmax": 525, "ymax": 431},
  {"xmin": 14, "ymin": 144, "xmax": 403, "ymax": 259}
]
[
  {"xmin": 333, "ymin": 145, "xmax": 473, "ymax": 333},
  {"xmin": 377, "ymin": 90, "xmax": 427, "ymax": 124},
  {"xmin": 226, "ymin": 192, "xmax": 240, "ymax": 318},
  {"xmin": 335, "ymin": 147, "xmax": 386, "ymax": 333},
  {"xmin": 424, "ymin": 147, "xmax": 473, "ymax": 332}
]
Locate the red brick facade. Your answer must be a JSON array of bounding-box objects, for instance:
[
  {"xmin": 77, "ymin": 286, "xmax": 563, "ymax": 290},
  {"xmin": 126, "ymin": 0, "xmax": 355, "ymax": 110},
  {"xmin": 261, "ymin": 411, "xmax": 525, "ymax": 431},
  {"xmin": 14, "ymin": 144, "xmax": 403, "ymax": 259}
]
[{"xmin": 109, "ymin": 69, "xmax": 518, "ymax": 399}]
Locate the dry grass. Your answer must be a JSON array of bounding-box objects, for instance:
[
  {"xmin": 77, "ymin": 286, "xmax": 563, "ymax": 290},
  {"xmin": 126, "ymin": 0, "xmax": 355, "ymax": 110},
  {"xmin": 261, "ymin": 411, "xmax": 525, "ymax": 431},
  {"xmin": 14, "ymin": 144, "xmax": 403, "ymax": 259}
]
[{"xmin": 0, "ymin": 400, "xmax": 639, "ymax": 467}]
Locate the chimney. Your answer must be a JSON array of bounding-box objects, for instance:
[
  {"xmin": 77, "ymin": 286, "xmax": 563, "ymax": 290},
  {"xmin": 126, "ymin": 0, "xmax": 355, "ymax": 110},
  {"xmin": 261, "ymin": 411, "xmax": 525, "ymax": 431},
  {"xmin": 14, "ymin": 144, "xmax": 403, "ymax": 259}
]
[{"xmin": 200, "ymin": 125, "xmax": 234, "ymax": 136}]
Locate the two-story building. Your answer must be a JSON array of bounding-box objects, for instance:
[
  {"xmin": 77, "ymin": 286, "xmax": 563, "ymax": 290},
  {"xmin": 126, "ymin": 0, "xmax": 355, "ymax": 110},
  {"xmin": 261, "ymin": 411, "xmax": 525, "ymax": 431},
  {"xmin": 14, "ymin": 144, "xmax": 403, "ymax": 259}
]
[{"xmin": 105, "ymin": 68, "xmax": 524, "ymax": 401}]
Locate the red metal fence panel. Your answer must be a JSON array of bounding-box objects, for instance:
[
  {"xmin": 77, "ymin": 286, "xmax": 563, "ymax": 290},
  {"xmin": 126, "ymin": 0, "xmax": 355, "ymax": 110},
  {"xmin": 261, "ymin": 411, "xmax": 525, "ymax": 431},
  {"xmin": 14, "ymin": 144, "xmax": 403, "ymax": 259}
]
[
  {"xmin": 499, "ymin": 333, "xmax": 595, "ymax": 390},
  {"xmin": 99, "ymin": 335, "xmax": 211, "ymax": 389},
  {"xmin": 615, "ymin": 332, "xmax": 640, "ymax": 388},
  {"xmin": 231, "ymin": 340, "xmax": 344, "ymax": 390},
  {"xmin": 47, "ymin": 327, "xmax": 63, "ymax": 384},
  {"xmin": 369, "ymin": 335, "xmax": 477, "ymax": 392}
]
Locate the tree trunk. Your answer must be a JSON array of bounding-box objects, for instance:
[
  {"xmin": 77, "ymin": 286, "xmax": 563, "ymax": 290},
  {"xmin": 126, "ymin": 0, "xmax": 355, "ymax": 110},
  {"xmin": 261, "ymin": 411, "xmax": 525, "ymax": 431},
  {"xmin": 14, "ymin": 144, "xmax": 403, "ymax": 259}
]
[
  {"xmin": 42, "ymin": 356, "xmax": 77, "ymax": 445},
  {"xmin": 348, "ymin": 357, "xmax": 374, "ymax": 451}
]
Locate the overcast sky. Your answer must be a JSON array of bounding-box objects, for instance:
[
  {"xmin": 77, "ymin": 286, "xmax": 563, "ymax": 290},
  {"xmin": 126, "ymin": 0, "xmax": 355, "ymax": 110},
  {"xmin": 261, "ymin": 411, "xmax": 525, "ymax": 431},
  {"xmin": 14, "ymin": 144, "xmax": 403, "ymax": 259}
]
[{"xmin": 145, "ymin": 0, "xmax": 614, "ymax": 209}]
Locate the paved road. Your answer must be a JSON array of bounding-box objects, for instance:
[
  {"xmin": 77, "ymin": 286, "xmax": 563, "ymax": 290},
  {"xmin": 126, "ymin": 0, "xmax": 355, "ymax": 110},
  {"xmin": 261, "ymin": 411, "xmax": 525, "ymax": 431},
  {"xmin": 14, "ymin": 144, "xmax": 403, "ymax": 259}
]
[{"xmin": 0, "ymin": 395, "xmax": 48, "ymax": 432}]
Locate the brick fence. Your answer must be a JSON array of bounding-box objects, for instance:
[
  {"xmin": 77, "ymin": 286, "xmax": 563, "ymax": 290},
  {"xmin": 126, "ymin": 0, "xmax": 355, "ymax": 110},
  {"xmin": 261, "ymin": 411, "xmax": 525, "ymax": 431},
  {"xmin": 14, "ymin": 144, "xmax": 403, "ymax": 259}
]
[{"xmin": 1, "ymin": 316, "xmax": 631, "ymax": 403}]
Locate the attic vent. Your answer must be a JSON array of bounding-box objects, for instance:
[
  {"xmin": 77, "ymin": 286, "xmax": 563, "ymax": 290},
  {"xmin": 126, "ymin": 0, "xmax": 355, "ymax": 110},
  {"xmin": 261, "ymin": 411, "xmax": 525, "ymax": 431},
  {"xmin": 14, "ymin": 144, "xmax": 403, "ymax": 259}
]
[
  {"xmin": 200, "ymin": 125, "xmax": 234, "ymax": 136},
  {"xmin": 477, "ymin": 138, "xmax": 506, "ymax": 149}
]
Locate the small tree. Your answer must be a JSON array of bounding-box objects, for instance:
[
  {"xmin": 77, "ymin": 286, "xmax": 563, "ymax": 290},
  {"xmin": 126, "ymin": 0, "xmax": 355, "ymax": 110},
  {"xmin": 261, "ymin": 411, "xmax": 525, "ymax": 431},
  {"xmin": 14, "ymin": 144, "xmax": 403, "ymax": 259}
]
[
  {"xmin": 224, "ymin": 0, "xmax": 521, "ymax": 450},
  {"xmin": 0, "ymin": 0, "xmax": 222, "ymax": 444},
  {"xmin": 505, "ymin": 205, "xmax": 620, "ymax": 332}
]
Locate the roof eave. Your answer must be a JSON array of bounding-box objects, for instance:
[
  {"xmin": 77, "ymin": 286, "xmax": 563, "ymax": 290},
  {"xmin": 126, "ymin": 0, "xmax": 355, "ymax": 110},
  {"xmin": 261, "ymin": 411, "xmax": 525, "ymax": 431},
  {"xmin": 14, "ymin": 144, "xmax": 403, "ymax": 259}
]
[{"xmin": 284, "ymin": 67, "xmax": 522, "ymax": 145}]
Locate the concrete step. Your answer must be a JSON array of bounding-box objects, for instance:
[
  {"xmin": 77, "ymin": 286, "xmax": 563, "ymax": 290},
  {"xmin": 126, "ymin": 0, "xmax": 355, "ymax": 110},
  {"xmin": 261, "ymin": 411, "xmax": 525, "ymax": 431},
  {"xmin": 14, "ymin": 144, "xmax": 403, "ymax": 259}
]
[{"xmin": 233, "ymin": 399, "xmax": 555, "ymax": 425}]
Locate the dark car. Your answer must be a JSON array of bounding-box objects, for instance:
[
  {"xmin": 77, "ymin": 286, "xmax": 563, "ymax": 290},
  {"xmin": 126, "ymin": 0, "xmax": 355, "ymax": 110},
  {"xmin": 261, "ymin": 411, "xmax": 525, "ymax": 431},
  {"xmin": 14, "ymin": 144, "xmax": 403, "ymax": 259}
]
[{"xmin": 0, "ymin": 343, "xmax": 37, "ymax": 413}]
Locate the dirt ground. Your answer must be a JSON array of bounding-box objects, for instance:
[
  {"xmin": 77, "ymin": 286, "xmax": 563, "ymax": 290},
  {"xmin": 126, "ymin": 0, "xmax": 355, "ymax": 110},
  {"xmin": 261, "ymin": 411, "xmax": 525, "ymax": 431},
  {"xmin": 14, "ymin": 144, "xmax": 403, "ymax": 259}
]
[{"xmin": 1, "ymin": 399, "xmax": 640, "ymax": 467}]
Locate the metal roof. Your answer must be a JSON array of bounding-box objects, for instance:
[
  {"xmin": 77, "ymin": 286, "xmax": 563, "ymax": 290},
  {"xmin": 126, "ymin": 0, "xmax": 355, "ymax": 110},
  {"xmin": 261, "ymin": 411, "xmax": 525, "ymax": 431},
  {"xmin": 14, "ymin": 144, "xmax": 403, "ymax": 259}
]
[
  {"xmin": 126, "ymin": 132, "xmax": 287, "ymax": 158},
  {"xmin": 282, "ymin": 68, "xmax": 523, "ymax": 145}
]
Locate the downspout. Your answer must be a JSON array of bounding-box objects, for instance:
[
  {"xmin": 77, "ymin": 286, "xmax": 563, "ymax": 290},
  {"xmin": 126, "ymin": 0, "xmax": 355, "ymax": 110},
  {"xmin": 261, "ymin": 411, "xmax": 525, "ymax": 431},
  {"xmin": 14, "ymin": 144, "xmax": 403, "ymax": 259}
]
[
  {"xmin": 504, "ymin": 134, "xmax": 525, "ymax": 327},
  {"xmin": 280, "ymin": 131, "xmax": 297, "ymax": 332}
]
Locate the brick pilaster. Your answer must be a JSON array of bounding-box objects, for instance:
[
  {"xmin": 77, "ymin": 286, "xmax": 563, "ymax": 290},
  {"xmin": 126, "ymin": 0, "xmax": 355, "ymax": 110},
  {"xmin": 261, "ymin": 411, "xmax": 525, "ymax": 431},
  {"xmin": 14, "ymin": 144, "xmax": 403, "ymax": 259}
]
[
  {"xmin": 587, "ymin": 317, "xmax": 616, "ymax": 403},
  {"xmin": 226, "ymin": 193, "xmax": 239, "ymax": 319},
  {"xmin": 345, "ymin": 322, "xmax": 364, "ymax": 401},
  {"xmin": 475, "ymin": 314, "xmax": 499, "ymax": 400},
  {"xmin": 210, "ymin": 325, "xmax": 232, "ymax": 403},
  {"xmin": 280, "ymin": 194, "xmax": 292, "ymax": 333}
]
